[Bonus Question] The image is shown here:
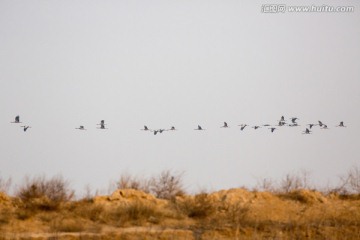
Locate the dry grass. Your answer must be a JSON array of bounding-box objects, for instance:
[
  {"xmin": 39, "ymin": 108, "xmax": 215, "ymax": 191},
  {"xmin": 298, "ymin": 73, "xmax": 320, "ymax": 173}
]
[
  {"xmin": 174, "ymin": 193, "xmax": 215, "ymax": 219},
  {"xmin": 16, "ymin": 175, "xmax": 74, "ymax": 212},
  {"xmin": 107, "ymin": 200, "xmax": 165, "ymax": 227},
  {"xmin": 1, "ymin": 169, "xmax": 360, "ymax": 239},
  {"xmin": 50, "ymin": 218, "xmax": 85, "ymax": 233}
]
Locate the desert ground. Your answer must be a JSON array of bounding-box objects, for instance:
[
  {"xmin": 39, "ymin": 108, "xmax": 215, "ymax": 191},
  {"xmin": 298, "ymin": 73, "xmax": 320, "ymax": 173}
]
[{"xmin": 1, "ymin": 174, "xmax": 360, "ymax": 240}]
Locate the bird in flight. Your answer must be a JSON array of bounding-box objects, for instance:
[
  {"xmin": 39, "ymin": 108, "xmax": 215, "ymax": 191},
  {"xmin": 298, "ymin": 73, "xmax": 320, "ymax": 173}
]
[
  {"xmin": 252, "ymin": 126, "xmax": 261, "ymax": 130},
  {"xmin": 168, "ymin": 126, "xmax": 177, "ymax": 131},
  {"xmin": 337, "ymin": 121, "xmax": 346, "ymax": 127},
  {"xmin": 221, "ymin": 122, "xmax": 229, "ymax": 128},
  {"xmin": 20, "ymin": 126, "xmax": 31, "ymax": 132},
  {"xmin": 151, "ymin": 129, "xmax": 165, "ymax": 135},
  {"xmin": 76, "ymin": 126, "xmax": 86, "ymax": 130},
  {"xmin": 97, "ymin": 120, "xmax": 107, "ymax": 129},
  {"xmin": 277, "ymin": 121, "xmax": 286, "ymax": 127},
  {"xmin": 269, "ymin": 127, "xmax": 277, "ymax": 133},
  {"xmin": 290, "ymin": 117, "xmax": 299, "ymax": 124},
  {"xmin": 321, "ymin": 124, "xmax": 329, "ymax": 129},
  {"xmin": 318, "ymin": 121, "xmax": 324, "ymax": 127},
  {"xmin": 307, "ymin": 124, "xmax": 316, "ymax": 129},
  {"xmin": 239, "ymin": 124, "xmax": 247, "ymax": 131},
  {"xmin": 141, "ymin": 125, "xmax": 150, "ymax": 131},
  {"xmin": 302, "ymin": 128, "xmax": 311, "ymax": 134},
  {"xmin": 11, "ymin": 115, "xmax": 21, "ymax": 123},
  {"xmin": 195, "ymin": 125, "xmax": 205, "ymax": 130}
]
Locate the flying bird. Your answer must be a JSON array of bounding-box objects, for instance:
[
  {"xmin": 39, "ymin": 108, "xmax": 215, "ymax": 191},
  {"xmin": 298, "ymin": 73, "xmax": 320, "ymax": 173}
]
[
  {"xmin": 76, "ymin": 126, "xmax": 86, "ymax": 130},
  {"xmin": 20, "ymin": 126, "xmax": 31, "ymax": 132},
  {"xmin": 141, "ymin": 125, "xmax": 150, "ymax": 131},
  {"xmin": 269, "ymin": 127, "xmax": 277, "ymax": 133},
  {"xmin": 277, "ymin": 121, "xmax": 286, "ymax": 127},
  {"xmin": 11, "ymin": 115, "xmax": 21, "ymax": 123},
  {"xmin": 97, "ymin": 120, "xmax": 107, "ymax": 129},
  {"xmin": 302, "ymin": 128, "xmax": 311, "ymax": 134},
  {"xmin": 321, "ymin": 124, "xmax": 329, "ymax": 129},
  {"xmin": 318, "ymin": 121, "xmax": 324, "ymax": 127},
  {"xmin": 239, "ymin": 124, "xmax": 247, "ymax": 131},
  {"xmin": 290, "ymin": 117, "xmax": 298, "ymax": 123},
  {"xmin": 168, "ymin": 126, "xmax": 177, "ymax": 131},
  {"xmin": 151, "ymin": 128, "xmax": 166, "ymax": 135},
  {"xmin": 195, "ymin": 125, "xmax": 205, "ymax": 130},
  {"xmin": 221, "ymin": 122, "xmax": 229, "ymax": 128},
  {"xmin": 337, "ymin": 121, "xmax": 346, "ymax": 127},
  {"xmin": 307, "ymin": 124, "xmax": 316, "ymax": 129},
  {"xmin": 252, "ymin": 126, "xmax": 261, "ymax": 130}
]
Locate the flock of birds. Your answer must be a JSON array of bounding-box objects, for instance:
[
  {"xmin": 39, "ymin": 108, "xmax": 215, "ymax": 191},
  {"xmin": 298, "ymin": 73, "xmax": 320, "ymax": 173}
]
[
  {"xmin": 139, "ymin": 116, "xmax": 346, "ymax": 135},
  {"xmin": 11, "ymin": 115, "xmax": 346, "ymax": 135},
  {"xmin": 11, "ymin": 116, "xmax": 31, "ymax": 132}
]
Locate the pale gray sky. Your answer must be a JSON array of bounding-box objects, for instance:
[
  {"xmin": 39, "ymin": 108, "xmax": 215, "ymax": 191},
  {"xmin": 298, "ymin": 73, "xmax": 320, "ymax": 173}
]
[{"xmin": 1, "ymin": 0, "xmax": 359, "ymax": 195}]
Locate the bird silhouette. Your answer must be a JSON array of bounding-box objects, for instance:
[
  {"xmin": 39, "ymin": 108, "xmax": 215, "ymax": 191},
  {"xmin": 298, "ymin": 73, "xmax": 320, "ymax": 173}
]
[
  {"xmin": 239, "ymin": 124, "xmax": 247, "ymax": 131},
  {"xmin": 307, "ymin": 124, "xmax": 316, "ymax": 129},
  {"xmin": 221, "ymin": 122, "xmax": 229, "ymax": 128},
  {"xmin": 337, "ymin": 121, "xmax": 346, "ymax": 127},
  {"xmin": 20, "ymin": 126, "xmax": 31, "ymax": 132},
  {"xmin": 97, "ymin": 120, "xmax": 107, "ymax": 129},
  {"xmin": 302, "ymin": 128, "xmax": 311, "ymax": 134},
  {"xmin": 321, "ymin": 124, "xmax": 329, "ymax": 129},
  {"xmin": 168, "ymin": 126, "xmax": 177, "ymax": 131},
  {"xmin": 318, "ymin": 121, "xmax": 324, "ymax": 127},
  {"xmin": 269, "ymin": 127, "xmax": 277, "ymax": 133},
  {"xmin": 11, "ymin": 115, "xmax": 21, "ymax": 123},
  {"xmin": 141, "ymin": 125, "xmax": 150, "ymax": 131},
  {"xmin": 290, "ymin": 117, "xmax": 298, "ymax": 124},
  {"xmin": 277, "ymin": 121, "xmax": 286, "ymax": 127},
  {"xmin": 195, "ymin": 125, "xmax": 205, "ymax": 130},
  {"xmin": 252, "ymin": 126, "xmax": 261, "ymax": 130},
  {"xmin": 76, "ymin": 126, "xmax": 86, "ymax": 130}
]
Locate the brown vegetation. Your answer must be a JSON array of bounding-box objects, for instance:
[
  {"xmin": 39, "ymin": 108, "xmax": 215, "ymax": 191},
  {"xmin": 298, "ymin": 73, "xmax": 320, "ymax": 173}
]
[{"xmin": 0, "ymin": 169, "xmax": 360, "ymax": 239}]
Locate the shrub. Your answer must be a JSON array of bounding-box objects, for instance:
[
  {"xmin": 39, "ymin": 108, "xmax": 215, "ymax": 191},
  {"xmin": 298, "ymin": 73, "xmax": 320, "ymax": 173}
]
[
  {"xmin": 337, "ymin": 165, "xmax": 360, "ymax": 194},
  {"xmin": 279, "ymin": 170, "xmax": 312, "ymax": 193},
  {"xmin": 16, "ymin": 175, "xmax": 74, "ymax": 211},
  {"xmin": 115, "ymin": 173, "xmax": 150, "ymax": 193},
  {"xmin": 74, "ymin": 201, "xmax": 105, "ymax": 222},
  {"xmin": 16, "ymin": 208, "xmax": 33, "ymax": 220},
  {"xmin": 176, "ymin": 193, "xmax": 215, "ymax": 219},
  {"xmin": 0, "ymin": 176, "xmax": 12, "ymax": 193},
  {"xmin": 255, "ymin": 177, "xmax": 276, "ymax": 192},
  {"xmin": 223, "ymin": 202, "xmax": 250, "ymax": 226},
  {"xmin": 0, "ymin": 208, "xmax": 12, "ymax": 225},
  {"xmin": 149, "ymin": 170, "xmax": 185, "ymax": 200},
  {"xmin": 113, "ymin": 170, "xmax": 186, "ymax": 200},
  {"xmin": 110, "ymin": 201, "xmax": 162, "ymax": 226}
]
